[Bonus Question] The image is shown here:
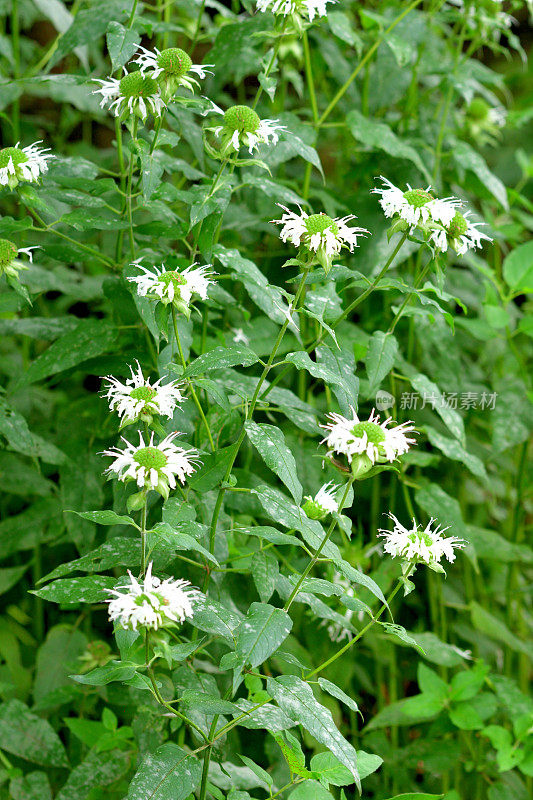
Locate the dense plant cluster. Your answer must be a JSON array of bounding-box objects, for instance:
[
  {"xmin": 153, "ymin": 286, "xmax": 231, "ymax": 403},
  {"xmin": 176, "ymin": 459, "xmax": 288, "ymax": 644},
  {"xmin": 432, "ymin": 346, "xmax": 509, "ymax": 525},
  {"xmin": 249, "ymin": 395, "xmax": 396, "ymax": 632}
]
[{"xmin": 0, "ymin": 2, "xmax": 531, "ymax": 800}]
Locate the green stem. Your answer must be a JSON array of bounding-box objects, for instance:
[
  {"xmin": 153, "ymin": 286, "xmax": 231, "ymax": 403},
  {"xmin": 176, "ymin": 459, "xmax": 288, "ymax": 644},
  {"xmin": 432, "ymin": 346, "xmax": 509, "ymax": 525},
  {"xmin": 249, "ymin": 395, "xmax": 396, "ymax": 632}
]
[
  {"xmin": 202, "ymin": 268, "xmax": 311, "ymax": 592},
  {"xmin": 145, "ymin": 633, "xmax": 209, "ymax": 742},
  {"xmin": 198, "ymin": 715, "xmax": 219, "ymax": 800},
  {"xmin": 12, "ymin": 0, "xmax": 20, "ymax": 143},
  {"xmin": 284, "ymin": 478, "xmax": 354, "ymax": 611},
  {"xmin": 171, "ymin": 305, "xmax": 215, "ymax": 451},
  {"xmin": 306, "ymin": 578, "xmax": 404, "ymax": 679},
  {"xmin": 317, "ymin": 0, "xmax": 424, "ymax": 126},
  {"xmin": 303, "ymin": 30, "xmax": 319, "ymax": 125},
  {"xmin": 191, "ymin": 0, "xmax": 207, "ymax": 48},
  {"xmin": 252, "ymin": 21, "xmax": 287, "ymax": 109},
  {"xmin": 259, "ymin": 235, "xmax": 407, "ymax": 404},
  {"xmin": 387, "ymin": 254, "xmax": 433, "ymax": 334},
  {"xmin": 140, "ymin": 502, "xmax": 147, "ymax": 577},
  {"xmin": 333, "ymin": 233, "xmax": 408, "ymax": 329},
  {"xmin": 126, "ymin": 117, "xmax": 139, "ymax": 260},
  {"xmin": 30, "ymin": 211, "xmax": 115, "ymax": 269}
]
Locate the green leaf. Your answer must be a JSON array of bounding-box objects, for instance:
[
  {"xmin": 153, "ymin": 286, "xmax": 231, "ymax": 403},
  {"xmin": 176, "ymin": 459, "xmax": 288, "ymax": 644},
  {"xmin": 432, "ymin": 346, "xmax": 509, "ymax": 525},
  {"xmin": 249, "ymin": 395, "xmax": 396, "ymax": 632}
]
[
  {"xmin": 192, "ymin": 596, "xmax": 241, "ymax": 642},
  {"xmin": 470, "ymin": 602, "xmax": 533, "ymax": 658},
  {"xmin": 364, "ymin": 331, "xmax": 398, "ymax": 396},
  {"xmin": 106, "ymin": 20, "xmax": 140, "ymax": 71},
  {"xmin": 347, "ymin": 110, "xmax": 431, "ymax": 182},
  {"xmin": 408, "ymin": 371, "xmax": 465, "ymax": 443},
  {"xmin": 417, "ymin": 663, "xmax": 448, "ymax": 700},
  {"xmin": 127, "ymin": 742, "xmax": 202, "ymax": 800},
  {"xmin": 56, "ymin": 750, "xmax": 131, "ymax": 800},
  {"xmin": 289, "ymin": 781, "xmax": 333, "ymax": 800},
  {"xmin": 453, "ymin": 141, "xmax": 508, "ymax": 209},
  {"xmin": 188, "ymin": 446, "xmax": 235, "ymax": 492},
  {"xmin": 71, "ymin": 662, "xmax": 137, "ymax": 686},
  {"xmin": 40, "ymin": 537, "xmax": 141, "ymax": 582},
  {"xmin": 245, "ymin": 421, "xmax": 302, "ymax": 503},
  {"xmin": 180, "ymin": 690, "xmax": 239, "ymax": 715},
  {"xmin": 34, "ymin": 625, "xmax": 88, "ymax": 702},
  {"xmin": 235, "ymin": 602, "xmax": 293, "ymax": 669},
  {"xmin": 503, "ymin": 240, "xmax": 533, "ymax": 292},
  {"xmin": 318, "ymin": 678, "xmax": 361, "ymax": 716},
  {"xmin": 267, "ymin": 676, "xmax": 360, "ymax": 789},
  {"xmin": 380, "ymin": 623, "xmax": 426, "ymax": 655},
  {"xmin": 382, "ymin": 795, "xmax": 444, "ymax": 800},
  {"xmin": 68, "ymin": 509, "xmax": 138, "ymax": 527},
  {"xmin": 253, "ymin": 485, "xmax": 341, "ymax": 560},
  {"xmin": 251, "ymin": 551, "xmax": 279, "ymax": 603},
  {"xmin": 449, "ymin": 701, "xmax": 484, "ymax": 731},
  {"xmin": 0, "ymin": 699, "xmax": 68, "ymax": 767},
  {"xmin": 33, "ymin": 575, "xmax": 116, "ymax": 604},
  {"xmin": 21, "ymin": 319, "xmax": 118, "ymax": 385},
  {"xmin": 50, "ymin": 0, "xmax": 134, "ymax": 68},
  {"xmin": 182, "ymin": 344, "xmax": 258, "ymax": 378},
  {"xmin": 425, "ymin": 425, "xmax": 487, "ymax": 480},
  {"xmin": 9, "ymin": 771, "xmax": 52, "ymax": 800},
  {"xmin": 139, "ymin": 142, "xmax": 165, "ymax": 201},
  {"xmin": 0, "ymin": 398, "xmax": 33, "ymax": 452}
]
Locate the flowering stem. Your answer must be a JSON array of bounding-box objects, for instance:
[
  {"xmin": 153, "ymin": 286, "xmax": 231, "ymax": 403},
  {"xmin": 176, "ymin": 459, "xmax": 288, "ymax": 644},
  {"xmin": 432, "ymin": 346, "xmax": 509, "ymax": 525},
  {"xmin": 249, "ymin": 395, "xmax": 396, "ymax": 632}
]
[
  {"xmin": 317, "ymin": 0, "xmax": 424, "ymax": 126},
  {"xmin": 252, "ymin": 20, "xmax": 288, "ymax": 110},
  {"xmin": 140, "ymin": 502, "xmax": 147, "ymax": 577},
  {"xmin": 284, "ymin": 477, "xmax": 354, "ymax": 612},
  {"xmin": 29, "ymin": 210, "xmax": 115, "ymax": 269},
  {"xmin": 191, "ymin": 0, "xmax": 207, "ymax": 48},
  {"xmin": 202, "ymin": 268, "xmax": 311, "ymax": 591},
  {"xmin": 126, "ymin": 117, "xmax": 139, "ymax": 260},
  {"xmin": 332, "ymin": 232, "xmax": 408, "ymax": 330},
  {"xmin": 145, "ymin": 631, "xmax": 210, "ymax": 742},
  {"xmin": 302, "ymin": 30, "xmax": 319, "ymax": 125},
  {"xmin": 11, "ymin": 0, "xmax": 20, "ymax": 143},
  {"xmin": 259, "ymin": 235, "xmax": 408, "ymax": 402},
  {"xmin": 305, "ymin": 577, "xmax": 404, "ymax": 679},
  {"xmin": 387, "ymin": 253, "xmax": 433, "ymax": 334},
  {"xmin": 170, "ymin": 305, "xmax": 215, "ymax": 451}
]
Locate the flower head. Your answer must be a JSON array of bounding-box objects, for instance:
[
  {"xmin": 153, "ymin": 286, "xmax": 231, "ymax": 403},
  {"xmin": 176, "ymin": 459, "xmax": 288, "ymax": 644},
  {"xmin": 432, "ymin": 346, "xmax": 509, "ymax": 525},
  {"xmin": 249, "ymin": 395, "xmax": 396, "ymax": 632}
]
[
  {"xmin": 93, "ymin": 72, "xmax": 165, "ymax": 121},
  {"xmin": 378, "ymin": 513, "xmax": 465, "ymax": 573},
  {"xmin": 302, "ymin": 481, "xmax": 340, "ymax": 519},
  {"xmin": 0, "ymin": 142, "xmax": 53, "ymax": 189},
  {"xmin": 429, "ymin": 209, "xmax": 493, "ymax": 256},
  {"xmin": 127, "ymin": 262, "xmax": 215, "ymax": 317},
  {"xmin": 373, "ymin": 177, "xmax": 460, "ymax": 228},
  {"xmin": 211, "ymin": 104, "xmax": 285, "ymax": 155},
  {"xmin": 102, "ymin": 431, "xmax": 200, "ymax": 499},
  {"xmin": 131, "ymin": 46, "xmax": 213, "ymax": 100},
  {"xmin": 107, "ymin": 562, "xmax": 199, "ymax": 630},
  {"xmin": 256, "ymin": 0, "xmax": 336, "ymax": 24},
  {"xmin": 102, "ymin": 361, "xmax": 184, "ymax": 428},
  {"xmin": 373, "ymin": 177, "xmax": 492, "ymax": 256},
  {"xmin": 273, "ymin": 205, "xmax": 369, "ymax": 273},
  {"xmin": 321, "ymin": 408, "xmax": 416, "ymax": 478},
  {"xmin": 0, "ymin": 239, "xmax": 37, "ymax": 280}
]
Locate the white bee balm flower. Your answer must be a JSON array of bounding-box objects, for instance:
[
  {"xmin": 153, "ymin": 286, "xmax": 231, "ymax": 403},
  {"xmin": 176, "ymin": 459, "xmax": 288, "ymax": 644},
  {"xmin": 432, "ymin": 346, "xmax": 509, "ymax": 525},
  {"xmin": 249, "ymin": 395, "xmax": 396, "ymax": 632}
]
[
  {"xmin": 372, "ymin": 177, "xmax": 460, "ymax": 228},
  {"xmin": 102, "ymin": 361, "xmax": 184, "ymax": 427},
  {"xmin": 212, "ymin": 105, "xmax": 285, "ymax": 155},
  {"xmin": 131, "ymin": 46, "xmax": 213, "ymax": 100},
  {"xmin": 93, "ymin": 72, "xmax": 165, "ymax": 121},
  {"xmin": 273, "ymin": 205, "xmax": 369, "ymax": 273},
  {"xmin": 302, "ymin": 481, "xmax": 340, "ymax": 519},
  {"xmin": 429, "ymin": 209, "xmax": 492, "ymax": 256},
  {"xmin": 256, "ymin": 0, "xmax": 336, "ymax": 23},
  {"xmin": 0, "ymin": 238, "xmax": 38, "ymax": 279},
  {"xmin": 107, "ymin": 562, "xmax": 199, "ymax": 631},
  {"xmin": 127, "ymin": 262, "xmax": 215, "ymax": 317},
  {"xmin": 102, "ymin": 431, "xmax": 200, "ymax": 497},
  {"xmin": 378, "ymin": 513, "xmax": 465, "ymax": 572},
  {"xmin": 322, "ymin": 408, "xmax": 416, "ymax": 478},
  {"xmin": 0, "ymin": 142, "xmax": 53, "ymax": 189}
]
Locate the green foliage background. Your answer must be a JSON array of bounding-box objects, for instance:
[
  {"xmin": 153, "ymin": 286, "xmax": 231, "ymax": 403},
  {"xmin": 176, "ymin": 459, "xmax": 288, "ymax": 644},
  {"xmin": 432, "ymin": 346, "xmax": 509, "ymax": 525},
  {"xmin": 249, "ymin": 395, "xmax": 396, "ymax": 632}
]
[{"xmin": 0, "ymin": 2, "xmax": 532, "ymax": 800}]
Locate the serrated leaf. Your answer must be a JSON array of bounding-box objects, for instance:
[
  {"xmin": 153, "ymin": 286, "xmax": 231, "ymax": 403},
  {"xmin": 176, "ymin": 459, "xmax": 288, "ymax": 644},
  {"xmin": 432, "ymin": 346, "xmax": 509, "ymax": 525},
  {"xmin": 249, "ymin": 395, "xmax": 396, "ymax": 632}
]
[
  {"xmin": 235, "ymin": 603, "xmax": 292, "ymax": 669},
  {"xmin": 128, "ymin": 742, "xmax": 202, "ymax": 800},
  {"xmin": 365, "ymin": 331, "xmax": 398, "ymax": 396},
  {"xmin": 33, "ymin": 575, "xmax": 116, "ymax": 604},
  {"xmin": 106, "ymin": 21, "xmax": 140, "ymax": 71},
  {"xmin": 245, "ymin": 421, "xmax": 302, "ymax": 503},
  {"xmin": 182, "ymin": 344, "xmax": 259, "ymax": 378},
  {"xmin": 0, "ymin": 699, "xmax": 68, "ymax": 767}
]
